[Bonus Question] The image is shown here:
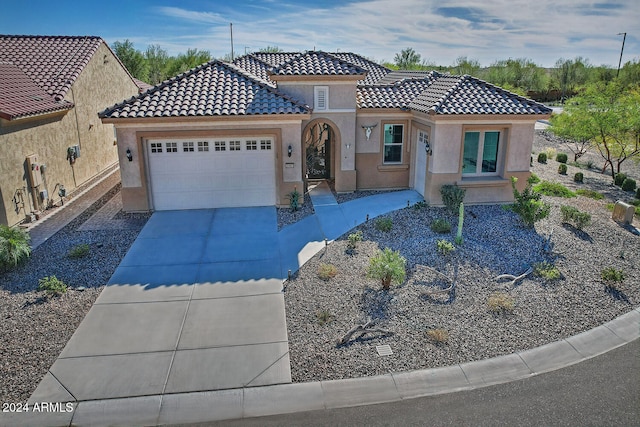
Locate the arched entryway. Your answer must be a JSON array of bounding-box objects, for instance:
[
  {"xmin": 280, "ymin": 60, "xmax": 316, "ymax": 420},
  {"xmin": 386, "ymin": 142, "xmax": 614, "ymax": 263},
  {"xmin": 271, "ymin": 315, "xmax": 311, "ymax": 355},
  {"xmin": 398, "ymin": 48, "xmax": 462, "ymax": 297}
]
[{"xmin": 302, "ymin": 119, "xmax": 339, "ymax": 184}]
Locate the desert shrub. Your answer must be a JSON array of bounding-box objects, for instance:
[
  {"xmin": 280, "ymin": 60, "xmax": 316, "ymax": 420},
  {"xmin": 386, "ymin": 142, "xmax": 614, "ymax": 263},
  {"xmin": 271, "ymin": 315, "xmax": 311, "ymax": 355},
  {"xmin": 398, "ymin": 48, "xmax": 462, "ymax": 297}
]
[
  {"xmin": 317, "ymin": 263, "xmax": 338, "ymax": 281},
  {"xmin": 374, "ymin": 217, "xmax": 393, "ymax": 232},
  {"xmin": 537, "ymin": 152, "xmax": 547, "ymax": 163},
  {"xmin": 68, "ymin": 243, "xmax": 90, "ymax": 259},
  {"xmin": 528, "ymin": 173, "xmax": 541, "ymax": 184},
  {"xmin": 621, "ymin": 178, "xmax": 637, "ymax": 192},
  {"xmin": 558, "ymin": 164, "xmax": 567, "ymax": 175},
  {"xmin": 507, "ymin": 177, "xmax": 550, "ymax": 227},
  {"xmin": 286, "ymin": 188, "xmax": 301, "ymax": 212},
  {"xmin": 601, "ymin": 267, "xmax": 624, "ymax": 285},
  {"xmin": 574, "ymin": 172, "xmax": 584, "ymax": 183},
  {"xmin": 560, "ymin": 206, "xmax": 591, "ymax": 230},
  {"xmin": 430, "ymin": 218, "xmax": 451, "ymax": 234},
  {"xmin": 586, "ymin": 160, "xmax": 595, "ymax": 169},
  {"xmin": 614, "ymin": 173, "xmax": 627, "ymax": 187},
  {"xmin": 426, "ymin": 328, "xmax": 449, "ymax": 344},
  {"xmin": 436, "ymin": 239, "xmax": 455, "ymax": 255},
  {"xmin": 556, "ymin": 152, "xmax": 568, "ymax": 163},
  {"xmin": 487, "ymin": 292, "xmax": 515, "ymax": 313},
  {"xmin": 0, "ymin": 225, "xmax": 31, "ymax": 270},
  {"xmin": 368, "ymin": 248, "xmax": 406, "ymax": 290},
  {"xmin": 545, "ymin": 147, "xmax": 557, "ymax": 159},
  {"xmin": 533, "ymin": 181, "xmax": 576, "ymax": 198},
  {"xmin": 316, "ymin": 309, "xmax": 335, "ymax": 325},
  {"xmin": 576, "ymin": 189, "xmax": 604, "ymax": 200},
  {"xmin": 346, "ymin": 231, "xmax": 363, "ymax": 251},
  {"xmin": 440, "ymin": 184, "xmax": 466, "ymax": 216},
  {"xmin": 413, "ymin": 201, "xmax": 428, "ymax": 210},
  {"xmin": 534, "ymin": 262, "xmax": 561, "ymax": 280},
  {"xmin": 636, "ymin": 188, "xmax": 640, "ymax": 199},
  {"xmin": 38, "ymin": 276, "xmax": 68, "ymax": 297}
]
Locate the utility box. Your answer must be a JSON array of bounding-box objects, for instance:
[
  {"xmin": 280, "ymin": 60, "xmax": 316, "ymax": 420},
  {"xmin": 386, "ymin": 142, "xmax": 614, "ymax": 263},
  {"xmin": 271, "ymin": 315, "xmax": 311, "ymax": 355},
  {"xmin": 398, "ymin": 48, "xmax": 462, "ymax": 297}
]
[
  {"xmin": 26, "ymin": 154, "xmax": 43, "ymax": 187},
  {"xmin": 612, "ymin": 200, "xmax": 635, "ymax": 225}
]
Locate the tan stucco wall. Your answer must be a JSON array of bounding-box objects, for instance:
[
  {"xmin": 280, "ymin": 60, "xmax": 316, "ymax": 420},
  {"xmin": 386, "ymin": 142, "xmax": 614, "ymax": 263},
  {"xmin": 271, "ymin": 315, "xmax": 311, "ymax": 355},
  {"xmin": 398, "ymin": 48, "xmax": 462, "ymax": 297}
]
[{"xmin": 0, "ymin": 42, "xmax": 139, "ymax": 226}]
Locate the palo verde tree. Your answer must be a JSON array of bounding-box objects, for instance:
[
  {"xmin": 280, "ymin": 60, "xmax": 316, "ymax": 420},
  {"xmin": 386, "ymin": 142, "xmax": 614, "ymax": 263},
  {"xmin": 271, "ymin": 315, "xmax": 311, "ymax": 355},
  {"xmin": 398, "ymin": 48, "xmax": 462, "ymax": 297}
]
[
  {"xmin": 394, "ymin": 47, "xmax": 422, "ymax": 70},
  {"xmin": 112, "ymin": 39, "xmax": 149, "ymax": 81}
]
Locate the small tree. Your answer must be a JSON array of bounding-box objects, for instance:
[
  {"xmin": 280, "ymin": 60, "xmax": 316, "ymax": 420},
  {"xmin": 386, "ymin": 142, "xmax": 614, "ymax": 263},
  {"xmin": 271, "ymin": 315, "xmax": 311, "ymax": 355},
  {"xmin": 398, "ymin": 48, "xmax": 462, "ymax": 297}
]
[
  {"xmin": 506, "ymin": 177, "xmax": 550, "ymax": 227},
  {"xmin": 394, "ymin": 47, "xmax": 422, "ymax": 70},
  {"xmin": 367, "ymin": 248, "xmax": 406, "ymax": 290}
]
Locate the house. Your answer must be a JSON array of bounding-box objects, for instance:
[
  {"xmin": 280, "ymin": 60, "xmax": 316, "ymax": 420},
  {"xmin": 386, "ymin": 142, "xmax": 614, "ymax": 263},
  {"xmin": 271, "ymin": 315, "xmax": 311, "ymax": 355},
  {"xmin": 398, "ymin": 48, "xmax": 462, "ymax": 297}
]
[
  {"xmin": 99, "ymin": 51, "xmax": 551, "ymax": 212},
  {"xmin": 0, "ymin": 35, "xmax": 143, "ymax": 226}
]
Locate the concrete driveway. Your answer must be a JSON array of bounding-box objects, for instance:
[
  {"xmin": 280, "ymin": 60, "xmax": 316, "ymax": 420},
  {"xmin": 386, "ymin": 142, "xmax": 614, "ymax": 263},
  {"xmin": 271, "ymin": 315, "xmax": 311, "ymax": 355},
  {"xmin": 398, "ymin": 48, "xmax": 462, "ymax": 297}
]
[{"xmin": 31, "ymin": 207, "xmax": 292, "ymax": 402}]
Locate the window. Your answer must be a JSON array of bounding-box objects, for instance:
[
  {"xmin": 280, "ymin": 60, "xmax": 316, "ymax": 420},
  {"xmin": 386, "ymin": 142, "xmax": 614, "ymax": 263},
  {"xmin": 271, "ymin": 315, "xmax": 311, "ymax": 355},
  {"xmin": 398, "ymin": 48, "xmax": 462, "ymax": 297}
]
[
  {"xmin": 314, "ymin": 86, "xmax": 328, "ymax": 111},
  {"xmin": 260, "ymin": 139, "xmax": 272, "ymax": 150},
  {"xmin": 214, "ymin": 141, "xmax": 226, "ymax": 151},
  {"xmin": 462, "ymin": 130, "xmax": 501, "ymax": 175},
  {"xmin": 183, "ymin": 142, "xmax": 194, "ymax": 152},
  {"xmin": 150, "ymin": 143, "xmax": 162, "ymax": 153},
  {"xmin": 197, "ymin": 141, "xmax": 209, "ymax": 152},
  {"xmin": 229, "ymin": 140, "xmax": 241, "ymax": 151},
  {"xmin": 246, "ymin": 140, "xmax": 257, "ymax": 151},
  {"xmin": 383, "ymin": 124, "xmax": 404, "ymax": 164},
  {"xmin": 166, "ymin": 142, "xmax": 177, "ymax": 153}
]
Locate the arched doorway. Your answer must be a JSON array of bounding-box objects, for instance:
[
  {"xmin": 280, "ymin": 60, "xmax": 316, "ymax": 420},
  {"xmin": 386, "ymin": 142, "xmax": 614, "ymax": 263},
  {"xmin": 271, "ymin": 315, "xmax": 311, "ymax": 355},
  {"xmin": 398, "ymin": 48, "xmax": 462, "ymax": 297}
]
[{"xmin": 303, "ymin": 120, "xmax": 336, "ymax": 181}]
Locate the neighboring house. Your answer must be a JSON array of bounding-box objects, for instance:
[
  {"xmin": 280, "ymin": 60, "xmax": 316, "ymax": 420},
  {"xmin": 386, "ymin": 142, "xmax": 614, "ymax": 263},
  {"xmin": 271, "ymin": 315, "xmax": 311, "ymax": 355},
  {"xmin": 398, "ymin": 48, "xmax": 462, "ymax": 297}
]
[
  {"xmin": 99, "ymin": 51, "xmax": 551, "ymax": 212},
  {"xmin": 0, "ymin": 35, "xmax": 142, "ymax": 226}
]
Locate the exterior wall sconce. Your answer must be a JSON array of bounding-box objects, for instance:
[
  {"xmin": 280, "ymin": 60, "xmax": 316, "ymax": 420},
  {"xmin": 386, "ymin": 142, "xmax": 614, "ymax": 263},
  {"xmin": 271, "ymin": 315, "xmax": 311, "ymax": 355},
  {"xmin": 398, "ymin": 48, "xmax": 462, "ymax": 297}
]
[
  {"xmin": 288, "ymin": 144, "xmax": 292, "ymax": 157},
  {"xmin": 345, "ymin": 143, "xmax": 352, "ymax": 149},
  {"xmin": 424, "ymin": 136, "xmax": 432, "ymax": 156},
  {"xmin": 126, "ymin": 148, "xmax": 133, "ymax": 162}
]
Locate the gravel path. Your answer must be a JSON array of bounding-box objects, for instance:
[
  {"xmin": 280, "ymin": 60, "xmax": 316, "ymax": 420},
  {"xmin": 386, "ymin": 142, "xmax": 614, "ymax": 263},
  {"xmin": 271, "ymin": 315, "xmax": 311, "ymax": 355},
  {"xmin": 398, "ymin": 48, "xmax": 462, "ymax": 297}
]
[
  {"xmin": 0, "ymin": 185, "xmax": 149, "ymax": 402},
  {"xmin": 284, "ymin": 130, "xmax": 640, "ymax": 383}
]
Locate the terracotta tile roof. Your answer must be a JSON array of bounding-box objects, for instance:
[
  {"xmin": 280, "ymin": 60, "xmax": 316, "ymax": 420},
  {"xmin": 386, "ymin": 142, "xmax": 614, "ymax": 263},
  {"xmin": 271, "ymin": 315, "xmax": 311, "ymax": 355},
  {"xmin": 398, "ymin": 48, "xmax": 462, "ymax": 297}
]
[
  {"xmin": 133, "ymin": 78, "xmax": 154, "ymax": 92},
  {"xmin": 250, "ymin": 52, "xmax": 299, "ymax": 68},
  {"xmin": 376, "ymin": 70, "xmax": 436, "ymax": 85},
  {"xmin": 271, "ymin": 51, "xmax": 368, "ymax": 77},
  {"xmin": 331, "ymin": 52, "xmax": 392, "ymax": 85},
  {"xmin": 100, "ymin": 60, "xmax": 310, "ymax": 119},
  {"xmin": 357, "ymin": 74, "xmax": 439, "ymax": 109},
  {"xmin": 0, "ymin": 62, "xmax": 73, "ymax": 120},
  {"xmin": 232, "ymin": 55, "xmax": 277, "ymax": 87}
]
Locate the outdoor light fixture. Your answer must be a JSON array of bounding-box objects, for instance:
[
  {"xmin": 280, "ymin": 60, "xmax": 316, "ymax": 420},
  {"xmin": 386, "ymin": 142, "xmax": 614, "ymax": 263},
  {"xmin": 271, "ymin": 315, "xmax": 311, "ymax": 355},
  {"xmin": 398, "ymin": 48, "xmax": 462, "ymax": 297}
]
[
  {"xmin": 126, "ymin": 148, "xmax": 133, "ymax": 162},
  {"xmin": 424, "ymin": 135, "xmax": 432, "ymax": 155},
  {"xmin": 345, "ymin": 143, "xmax": 352, "ymax": 149},
  {"xmin": 288, "ymin": 144, "xmax": 292, "ymax": 157}
]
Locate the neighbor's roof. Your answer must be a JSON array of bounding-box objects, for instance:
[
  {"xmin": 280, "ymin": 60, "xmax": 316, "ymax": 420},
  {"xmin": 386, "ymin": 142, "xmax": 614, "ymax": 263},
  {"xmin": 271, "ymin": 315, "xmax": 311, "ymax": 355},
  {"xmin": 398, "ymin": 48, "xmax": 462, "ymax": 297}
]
[
  {"xmin": 270, "ymin": 51, "xmax": 368, "ymax": 77},
  {"xmin": 100, "ymin": 60, "xmax": 311, "ymax": 119}
]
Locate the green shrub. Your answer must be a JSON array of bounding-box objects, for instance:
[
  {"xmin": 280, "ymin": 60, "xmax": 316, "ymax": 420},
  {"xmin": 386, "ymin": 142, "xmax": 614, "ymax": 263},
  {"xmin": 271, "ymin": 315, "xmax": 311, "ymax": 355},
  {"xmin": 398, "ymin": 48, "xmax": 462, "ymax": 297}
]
[
  {"xmin": 507, "ymin": 177, "xmax": 550, "ymax": 227},
  {"xmin": 368, "ymin": 248, "xmax": 406, "ymax": 290},
  {"xmin": 533, "ymin": 181, "xmax": 576, "ymax": 198},
  {"xmin": 374, "ymin": 217, "xmax": 393, "ymax": 232},
  {"xmin": 38, "ymin": 276, "xmax": 68, "ymax": 297},
  {"xmin": 430, "ymin": 218, "xmax": 451, "ymax": 234},
  {"xmin": 0, "ymin": 225, "xmax": 31, "ymax": 270},
  {"xmin": 286, "ymin": 188, "xmax": 301, "ymax": 212},
  {"xmin": 528, "ymin": 173, "xmax": 541, "ymax": 184},
  {"xmin": 318, "ymin": 263, "xmax": 338, "ymax": 281},
  {"xmin": 558, "ymin": 164, "xmax": 567, "ymax": 175},
  {"xmin": 556, "ymin": 153, "xmax": 568, "ymax": 163},
  {"xmin": 586, "ymin": 160, "xmax": 595, "ymax": 169},
  {"xmin": 560, "ymin": 206, "xmax": 591, "ymax": 230},
  {"xmin": 68, "ymin": 243, "xmax": 90, "ymax": 259},
  {"xmin": 621, "ymin": 178, "xmax": 637, "ymax": 192},
  {"xmin": 576, "ymin": 189, "xmax": 604, "ymax": 200},
  {"xmin": 601, "ymin": 267, "xmax": 624, "ymax": 287},
  {"xmin": 412, "ymin": 200, "xmax": 428, "ymax": 210},
  {"xmin": 614, "ymin": 173, "xmax": 627, "ymax": 186},
  {"xmin": 537, "ymin": 152, "xmax": 547, "ymax": 163},
  {"xmin": 487, "ymin": 292, "xmax": 515, "ymax": 313},
  {"xmin": 346, "ymin": 231, "xmax": 363, "ymax": 251},
  {"xmin": 545, "ymin": 147, "xmax": 557, "ymax": 159},
  {"xmin": 440, "ymin": 184, "xmax": 466, "ymax": 216},
  {"xmin": 636, "ymin": 188, "xmax": 640, "ymax": 199},
  {"xmin": 436, "ymin": 239, "xmax": 455, "ymax": 255},
  {"xmin": 574, "ymin": 172, "xmax": 584, "ymax": 183},
  {"xmin": 534, "ymin": 262, "xmax": 561, "ymax": 280}
]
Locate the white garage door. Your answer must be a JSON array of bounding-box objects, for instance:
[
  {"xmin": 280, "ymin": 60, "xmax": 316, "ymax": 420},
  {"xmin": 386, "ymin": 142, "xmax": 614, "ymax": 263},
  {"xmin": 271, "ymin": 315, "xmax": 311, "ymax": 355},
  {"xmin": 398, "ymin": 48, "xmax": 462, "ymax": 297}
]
[{"xmin": 147, "ymin": 137, "xmax": 276, "ymax": 210}]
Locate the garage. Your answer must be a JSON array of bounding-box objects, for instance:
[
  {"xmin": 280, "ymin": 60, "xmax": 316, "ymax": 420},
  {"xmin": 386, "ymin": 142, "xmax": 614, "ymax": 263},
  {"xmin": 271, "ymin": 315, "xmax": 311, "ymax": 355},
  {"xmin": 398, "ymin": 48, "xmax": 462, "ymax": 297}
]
[{"xmin": 147, "ymin": 137, "xmax": 276, "ymax": 210}]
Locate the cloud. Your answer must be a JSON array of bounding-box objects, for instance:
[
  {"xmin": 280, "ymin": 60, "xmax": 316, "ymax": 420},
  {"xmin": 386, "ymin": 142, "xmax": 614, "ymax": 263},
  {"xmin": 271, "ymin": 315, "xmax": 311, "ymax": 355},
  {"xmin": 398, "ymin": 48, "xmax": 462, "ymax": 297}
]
[{"xmin": 155, "ymin": 6, "xmax": 227, "ymax": 24}]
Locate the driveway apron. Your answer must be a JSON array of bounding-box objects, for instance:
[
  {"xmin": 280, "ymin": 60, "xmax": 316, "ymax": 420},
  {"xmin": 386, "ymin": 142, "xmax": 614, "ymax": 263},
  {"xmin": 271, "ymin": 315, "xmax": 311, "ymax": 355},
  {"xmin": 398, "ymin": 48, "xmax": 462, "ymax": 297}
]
[{"xmin": 31, "ymin": 207, "xmax": 291, "ymax": 402}]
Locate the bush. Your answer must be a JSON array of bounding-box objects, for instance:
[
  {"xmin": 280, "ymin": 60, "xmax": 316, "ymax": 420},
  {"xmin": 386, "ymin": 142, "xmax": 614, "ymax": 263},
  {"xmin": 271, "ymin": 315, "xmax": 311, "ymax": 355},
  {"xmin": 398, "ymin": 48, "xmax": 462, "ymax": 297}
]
[
  {"xmin": 558, "ymin": 163, "xmax": 567, "ymax": 175},
  {"xmin": 430, "ymin": 218, "xmax": 451, "ymax": 234},
  {"xmin": 601, "ymin": 267, "xmax": 624, "ymax": 288},
  {"xmin": 537, "ymin": 152, "xmax": 547, "ymax": 163},
  {"xmin": 574, "ymin": 172, "xmax": 584, "ymax": 183},
  {"xmin": 318, "ymin": 263, "xmax": 338, "ymax": 281},
  {"xmin": 576, "ymin": 189, "xmax": 604, "ymax": 200},
  {"xmin": 0, "ymin": 225, "xmax": 31, "ymax": 270},
  {"xmin": 528, "ymin": 173, "xmax": 541, "ymax": 184},
  {"xmin": 636, "ymin": 188, "xmax": 640, "ymax": 199},
  {"xmin": 316, "ymin": 309, "xmax": 335, "ymax": 325},
  {"xmin": 487, "ymin": 292, "xmax": 515, "ymax": 313},
  {"xmin": 560, "ymin": 206, "xmax": 591, "ymax": 230},
  {"xmin": 38, "ymin": 276, "xmax": 68, "ymax": 297},
  {"xmin": 507, "ymin": 177, "xmax": 550, "ymax": 227},
  {"xmin": 286, "ymin": 188, "xmax": 301, "ymax": 212},
  {"xmin": 556, "ymin": 153, "xmax": 568, "ymax": 163},
  {"xmin": 545, "ymin": 147, "xmax": 557, "ymax": 159},
  {"xmin": 368, "ymin": 248, "xmax": 406, "ymax": 290},
  {"xmin": 346, "ymin": 231, "xmax": 363, "ymax": 251},
  {"xmin": 533, "ymin": 181, "xmax": 576, "ymax": 198},
  {"xmin": 374, "ymin": 217, "xmax": 393, "ymax": 232},
  {"xmin": 621, "ymin": 178, "xmax": 637, "ymax": 192},
  {"xmin": 614, "ymin": 173, "xmax": 627, "ymax": 187},
  {"xmin": 534, "ymin": 262, "xmax": 561, "ymax": 280},
  {"xmin": 426, "ymin": 328, "xmax": 449, "ymax": 344},
  {"xmin": 68, "ymin": 243, "xmax": 90, "ymax": 259},
  {"xmin": 436, "ymin": 239, "xmax": 455, "ymax": 255},
  {"xmin": 440, "ymin": 184, "xmax": 466, "ymax": 216}
]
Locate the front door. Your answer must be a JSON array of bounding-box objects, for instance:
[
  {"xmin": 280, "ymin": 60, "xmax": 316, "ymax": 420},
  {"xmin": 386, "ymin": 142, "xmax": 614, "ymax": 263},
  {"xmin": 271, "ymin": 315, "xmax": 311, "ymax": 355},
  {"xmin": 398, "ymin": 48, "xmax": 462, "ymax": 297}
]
[
  {"xmin": 414, "ymin": 130, "xmax": 429, "ymax": 197},
  {"xmin": 305, "ymin": 123, "xmax": 331, "ymax": 180}
]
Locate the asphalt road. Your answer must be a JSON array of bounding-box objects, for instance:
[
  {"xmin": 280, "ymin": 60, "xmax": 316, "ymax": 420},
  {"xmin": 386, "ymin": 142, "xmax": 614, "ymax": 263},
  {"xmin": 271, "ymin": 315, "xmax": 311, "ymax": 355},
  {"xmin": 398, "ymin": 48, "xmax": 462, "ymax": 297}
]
[{"xmin": 205, "ymin": 339, "xmax": 639, "ymax": 427}]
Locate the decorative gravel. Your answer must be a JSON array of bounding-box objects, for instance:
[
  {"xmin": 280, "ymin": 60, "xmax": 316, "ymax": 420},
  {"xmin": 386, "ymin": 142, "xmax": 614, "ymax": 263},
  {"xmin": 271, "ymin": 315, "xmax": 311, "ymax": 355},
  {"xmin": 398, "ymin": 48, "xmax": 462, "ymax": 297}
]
[
  {"xmin": 277, "ymin": 192, "xmax": 315, "ymax": 230},
  {"xmin": 0, "ymin": 186, "xmax": 149, "ymax": 402},
  {"xmin": 285, "ymin": 130, "xmax": 640, "ymax": 383}
]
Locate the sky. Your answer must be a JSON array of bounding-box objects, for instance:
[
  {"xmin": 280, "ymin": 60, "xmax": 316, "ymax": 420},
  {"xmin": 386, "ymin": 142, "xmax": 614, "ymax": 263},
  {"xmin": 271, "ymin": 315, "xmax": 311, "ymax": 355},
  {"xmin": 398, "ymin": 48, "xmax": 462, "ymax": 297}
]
[{"xmin": 1, "ymin": 0, "xmax": 638, "ymax": 68}]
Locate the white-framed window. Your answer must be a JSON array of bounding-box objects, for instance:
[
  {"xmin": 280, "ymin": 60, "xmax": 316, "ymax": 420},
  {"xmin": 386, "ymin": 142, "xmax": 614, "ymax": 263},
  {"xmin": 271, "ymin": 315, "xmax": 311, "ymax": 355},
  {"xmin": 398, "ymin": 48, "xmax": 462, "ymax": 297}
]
[
  {"xmin": 166, "ymin": 142, "xmax": 177, "ymax": 153},
  {"xmin": 246, "ymin": 140, "xmax": 258, "ymax": 151},
  {"xmin": 197, "ymin": 141, "xmax": 209, "ymax": 152},
  {"xmin": 260, "ymin": 139, "xmax": 272, "ymax": 150},
  {"xmin": 462, "ymin": 130, "xmax": 501, "ymax": 175},
  {"xmin": 314, "ymin": 86, "xmax": 328, "ymax": 111},
  {"xmin": 183, "ymin": 142, "xmax": 194, "ymax": 152},
  {"xmin": 383, "ymin": 124, "xmax": 404, "ymax": 164},
  {"xmin": 229, "ymin": 140, "xmax": 241, "ymax": 151},
  {"xmin": 150, "ymin": 142, "xmax": 162, "ymax": 153},
  {"xmin": 214, "ymin": 141, "xmax": 226, "ymax": 151}
]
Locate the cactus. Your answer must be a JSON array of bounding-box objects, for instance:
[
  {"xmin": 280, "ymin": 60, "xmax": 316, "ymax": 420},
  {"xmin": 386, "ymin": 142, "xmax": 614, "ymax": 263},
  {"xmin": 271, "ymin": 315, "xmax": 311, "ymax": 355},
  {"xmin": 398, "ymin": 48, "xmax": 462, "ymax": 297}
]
[{"xmin": 455, "ymin": 202, "xmax": 464, "ymax": 245}]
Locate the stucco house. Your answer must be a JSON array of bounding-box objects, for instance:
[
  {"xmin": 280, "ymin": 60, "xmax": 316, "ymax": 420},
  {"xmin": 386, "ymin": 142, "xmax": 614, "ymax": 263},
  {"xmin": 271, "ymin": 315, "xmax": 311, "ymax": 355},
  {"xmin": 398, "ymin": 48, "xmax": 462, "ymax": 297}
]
[
  {"xmin": 0, "ymin": 35, "xmax": 142, "ymax": 226},
  {"xmin": 99, "ymin": 51, "xmax": 551, "ymax": 212}
]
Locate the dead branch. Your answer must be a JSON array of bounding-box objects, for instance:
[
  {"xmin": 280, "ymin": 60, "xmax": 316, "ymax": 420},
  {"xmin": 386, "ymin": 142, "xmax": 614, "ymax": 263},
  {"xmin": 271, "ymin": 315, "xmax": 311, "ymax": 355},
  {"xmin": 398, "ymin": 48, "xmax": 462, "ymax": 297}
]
[
  {"xmin": 495, "ymin": 266, "xmax": 534, "ymax": 286},
  {"xmin": 419, "ymin": 265, "xmax": 456, "ymax": 295},
  {"xmin": 337, "ymin": 320, "xmax": 393, "ymax": 346}
]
